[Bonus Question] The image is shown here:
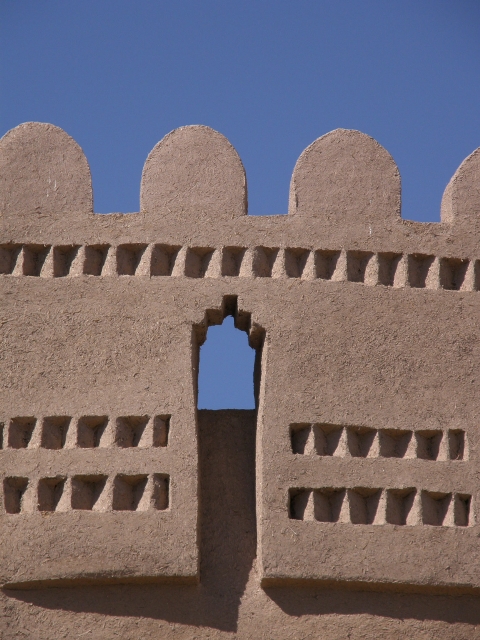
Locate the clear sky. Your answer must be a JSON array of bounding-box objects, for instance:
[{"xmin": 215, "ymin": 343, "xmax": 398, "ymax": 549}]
[{"xmin": 2, "ymin": 1, "xmax": 480, "ymax": 408}]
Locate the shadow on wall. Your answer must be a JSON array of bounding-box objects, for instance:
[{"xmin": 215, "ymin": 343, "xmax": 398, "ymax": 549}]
[{"xmin": 6, "ymin": 410, "xmax": 480, "ymax": 632}]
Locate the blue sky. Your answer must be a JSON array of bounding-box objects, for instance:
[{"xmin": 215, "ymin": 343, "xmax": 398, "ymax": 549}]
[{"xmin": 2, "ymin": 1, "xmax": 480, "ymax": 408}]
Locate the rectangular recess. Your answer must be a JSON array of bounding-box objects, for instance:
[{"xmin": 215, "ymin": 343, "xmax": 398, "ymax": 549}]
[
  {"xmin": 153, "ymin": 415, "xmax": 170, "ymax": 447},
  {"xmin": 289, "ymin": 489, "xmax": 314, "ymax": 521},
  {"xmin": 314, "ymin": 250, "xmax": 340, "ymax": 280},
  {"xmin": 448, "ymin": 429, "xmax": 466, "ymax": 460},
  {"xmin": 0, "ymin": 244, "xmax": 21, "ymax": 274},
  {"xmin": 40, "ymin": 416, "xmax": 71, "ymax": 449},
  {"xmin": 112, "ymin": 474, "xmax": 148, "ymax": 511},
  {"xmin": 52, "ymin": 245, "xmax": 80, "ymax": 277},
  {"xmin": 346, "ymin": 251, "xmax": 374, "ymax": 283},
  {"xmin": 415, "ymin": 430, "xmax": 444, "ymax": 460},
  {"xmin": 439, "ymin": 257, "xmax": 469, "ymax": 290},
  {"xmin": 378, "ymin": 429, "xmax": 413, "ymax": 458},
  {"xmin": 377, "ymin": 253, "xmax": 402, "ymax": 286},
  {"xmin": 83, "ymin": 245, "xmax": 110, "ymax": 275},
  {"xmin": 8, "ymin": 417, "xmax": 36, "ymax": 449},
  {"xmin": 71, "ymin": 475, "xmax": 108, "ymax": 510},
  {"xmin": 385, "ymin": 488, "xmax": 417, "ymax": 525},
  {"xmin": 151, "ymin": 244, "xmax": 181, "ymax": 276},
  {"xmin": 37, "ymin": 477, "xmax": 66, "ymax": 512},
  {"xmin": 76, "ymin": 416, "xmax": 109, "ymax": 448},
  {"xmin": 312, "ymin": 488, "xmax": 346, "ymax": 523},
  {"xmin": 348, "ymin": 488, "xmax": 382, "ymax": 524},
  {"xmin": 421, "ymin": 491, "xmax": 452, "ymax": 526},
  {"xmin": 184, "ymin": 247, "xmax": 215, "ymax": 277},
  {"xmin": 221, "ymin": 246, "xmax": 246, "ymax": 276},
  {"xmin": 115, "ymin": 416, "xmax": 149, "ymax": 447},
  {"xmin": 152, "ymin": 474, "xmax": 169, "ymax": 510},
  {"xmin": 407, "ymin": 254, "xmax": 435, "ymax": 288},
  {"xmin": 347, "ymin": 426, "xmax": 377, "ymax": 457},
  {"xmin": 454, "ymin": 493, "xmax": 471, "ymax": 526},
  {"xmin": 116, "ymin": 244, "xmax": 148, "ymax": 275},
  {"xmin": 251, "ymin": 247, "xmax": 278, "ymax": 277},
  {"xmin": 4, "ymin": 477, "xmax": 28, "ymax": 514},
  {"xmin": 290, "ymin": 424, "xmax": 314, "ymax": 454},
  {"xmin": 22, "ymin": 245, "xmax": 51, "ymax": 276},
  {"xmin": 284, "ymin": 248, "xmax": 310, "ymax": 278}
]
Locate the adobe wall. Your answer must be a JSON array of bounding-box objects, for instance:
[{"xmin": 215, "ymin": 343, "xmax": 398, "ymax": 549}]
[{"xmin": 0, "ymin": 122, "xmax": 480, "ymax": 638}]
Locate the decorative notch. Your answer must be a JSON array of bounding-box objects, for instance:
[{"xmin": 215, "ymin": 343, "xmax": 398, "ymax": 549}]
[
  {"xmin": 377, "ymin": 253, "xmax": 402, "ymax": 286},
  {"xmin": 452, "ymin": 493, "xmax": 472, "ymax": 526},
  {"xmin": 346, "ymin": 251, "xmax": 374, "ymax": 283},
  {"xmin": 71, "ymin": 475, "xmax": 108, "ymax": 510},
  {"xmin": 151, "ymin": 474, "xmax": 169, "ymax": 510},
  {"xmin": 52, "ymin": 246, "xmax": 80, "ymax": 277},
  {"xmin": 115, "ymin": 416, "xmax": 150, "ymax": 448},
  {"xmin": 76, "ymin": 416, "xmax": 109, "ymax": 448},
  {"xmin": 40, "ymin": 416, "xmax": 71, "ymax": 450},
  {"xmin": 407, "ymin": 254, "xmax": 435, "ymax": 288},
  {"xmin": 284, "ymin": 248, "xmax": 310, "ymax": 278},
  {"xmin": 421, "ymin": 491, "xmax": 453, "ymax": 526},
  {"xmin": 22, "ymin": 245, "xmax": 51, "ymax": 276},
  {"xmin": 385, "ymin": 489, "xmax": 418, "ymax": 525},
  {"xmin": 378, "ymin": 429, "xmax": 414, "ymax": 458},
  {"xmin": 252, "ymin": 247, "xmax": 278, "ymax": 277},
  {"xmin": 116, "ymin": 244, "xmax": 148, "ymax": 276},
  {"xmin": 0, "ymin": 245, "xmax": 21, "ymax": 275},
  {"xmin": 4, "ymin": 477, "xmax": 29, "ymax": 514},
  {"xmin": 222, "ymin": 247, "xmax": 246, "ymax": 277},
  {"xmin": 346, "ymin": 427, "xmax": 378, "ymax": 458},
  {"xmin": 347, "ymin": 488, "xmax": 383, "ymax": 524},
  {"xmin": 112, "ymin": 474, "xmax": 149, "ymax": 511},
  {"xmin": 448, "ymin": 429, "xmax": 466, "ymax": 460},
  {"xmin": 83, "ymin": 245, "xmax": 110, "ymax": 276},
  {"xmin": 8, "ymin": 417, "xmax": 36, "ymax": 449},
  {"xmin": 415, "ymin": 430, "xmax": 446, "ymax": 461},
  {"xmin": 314, "ymin": 250, "xmax": 341, "ymax": 280},
  {"xmin": 185, "ymin": 247, "xmax": 215, "ymax": 278},
  {"xmin": 439, "ymin": 257, "xmax": 470, "ymax": 291},
  {"xmin": 37, "ymin": 476, "xmax": 67, "ymax": 512},
  {"xmin": 153, "ymin": 416, "xmax": 170, "ymax": 447},
  {"xmin": 151, "ymin": 244, "xmax": 181, "ymax": 276}
]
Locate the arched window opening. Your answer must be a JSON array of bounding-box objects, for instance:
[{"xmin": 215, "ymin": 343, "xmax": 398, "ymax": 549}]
[{"xmin": 198, "ymin": 315, "xmax": 256, "ymax": 409}]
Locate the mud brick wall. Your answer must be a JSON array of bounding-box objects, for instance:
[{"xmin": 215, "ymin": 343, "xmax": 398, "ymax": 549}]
[{"xmin": 0, "ymin": 122, "xmax": 480, "ymax": 638}]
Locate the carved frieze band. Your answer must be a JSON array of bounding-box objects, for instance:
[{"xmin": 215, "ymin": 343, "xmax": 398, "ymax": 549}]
[
  {"xmin": 290, "ymin": 424, "xmax": 467, "ymax": 460},
  {"xmin": 3, "ymin": 473, "xmax": 169, "ymax": 514},
  {"xmin": 289, "ymin": 487, "xmax": 472, "ymax": 527},
  {"xmin": 0, "ymin": 415, "xmax": 170, "ymax": 449},
  {"xmin": 1, "ymin": 244, "xmax": 479, "ymax": 291}
]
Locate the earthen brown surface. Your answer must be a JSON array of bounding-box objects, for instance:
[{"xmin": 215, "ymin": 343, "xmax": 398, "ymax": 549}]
[{"xmin": 1, "ymin": 122, "xmax": 480, "ymax": 638}]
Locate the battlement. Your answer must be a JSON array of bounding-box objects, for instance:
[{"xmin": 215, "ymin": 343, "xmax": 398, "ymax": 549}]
[
  {"xmin": 1, "ymin": 123, "xmax": 480, "ymax": 609},
  {"xmin": 1, "ymin": 123, "xmax": 480, "ymax": 256}
]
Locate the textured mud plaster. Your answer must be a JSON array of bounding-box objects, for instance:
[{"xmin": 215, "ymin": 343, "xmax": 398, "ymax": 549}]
[{"xmin": 0, "ymin": 123, "xmax": 480, "ymax": 638}]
